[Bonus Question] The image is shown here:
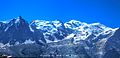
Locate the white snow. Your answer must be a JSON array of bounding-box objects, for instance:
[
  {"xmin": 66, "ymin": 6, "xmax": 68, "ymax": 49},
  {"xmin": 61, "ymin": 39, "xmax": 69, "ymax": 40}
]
[
  {"xmin": 45, "ymin": 38, "xmax": 54, "ymax": 43},
  {"xmin": 65, "ymin": 33, "xmax": 75, "ymax": 39},
  {"xmin": 15, "ymin": 18, "xmax": 20, "ymax": 23},
  {"xmin": 39, "ymin": 40, "xmax": 45, "ymax": 44},
  {"xmin": 4, "ymin": 26, "xmax": 9, "ymax": 32},
  {"xmin": 29, "ymin": 21, "xmax": 34, "ymax": 32},
  {"xmin": 24, "ymin": 39, "xmax": 35, "ymax": 44},
  {"xmin": 52, "ymin": 20, "xmax": 62, "ymax": 27},
  {"xmin": 15, "ymin": 41, "xmax": 20, "ymax": 45},
  {"xmin": 29, "ymin": 26, "xmax": 34, "ymax": 32}
]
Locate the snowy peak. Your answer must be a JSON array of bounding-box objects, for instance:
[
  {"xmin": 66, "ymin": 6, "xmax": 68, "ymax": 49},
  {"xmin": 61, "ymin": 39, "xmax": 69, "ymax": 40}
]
[
  {"xmin": 30, "ymin": 20, "xmax": 65, "ymax": 34},
  {"xmin": 64, "ymin": 20, "xmax": 116, "ymax": 34},
  {"xmin": 31, "ymin": 20, "xmax": 55, "ymax": 30},
  {"xmin": 3, "ymin": 16, "xmax": 29, "ymax": 32},
  {"xmin": 7, "ymin": 16, "xmax": 27, "ymax": 25},
  {"xmin": 64, "ymin": 20, "xmax": 118, "ymax": 41},
  {"xmin": 31, "ymin": 20, "xmax": 64, "ymax": 29},
  {"xmin": 64, "ymin": 20, "xmax": 105, "ymax": 30}
]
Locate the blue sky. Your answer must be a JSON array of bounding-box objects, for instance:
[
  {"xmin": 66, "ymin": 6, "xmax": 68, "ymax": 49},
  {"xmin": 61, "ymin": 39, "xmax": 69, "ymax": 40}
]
[{"xmin": 0, "ymin": 0, "xmax": 120, "ymax": 28}]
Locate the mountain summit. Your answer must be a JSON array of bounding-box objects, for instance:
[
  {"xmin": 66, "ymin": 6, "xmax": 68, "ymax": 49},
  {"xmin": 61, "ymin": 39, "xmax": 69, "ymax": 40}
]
[{"xmin": 0, "ymin": 17, "xmax": 119, "ymax": 58}]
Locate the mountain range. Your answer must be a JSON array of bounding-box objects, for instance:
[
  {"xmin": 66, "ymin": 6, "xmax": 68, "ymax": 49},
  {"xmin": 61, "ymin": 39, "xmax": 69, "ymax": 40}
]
[{"xmin": 0, "ymin": 16, "xmax": 120, "ymax": 58}]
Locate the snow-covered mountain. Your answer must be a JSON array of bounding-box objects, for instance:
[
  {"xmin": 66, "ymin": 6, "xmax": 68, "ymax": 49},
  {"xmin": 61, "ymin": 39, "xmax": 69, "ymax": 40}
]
[{"xmin": 0, "ymin": 16, "xmax": 119, "ymax": 58}]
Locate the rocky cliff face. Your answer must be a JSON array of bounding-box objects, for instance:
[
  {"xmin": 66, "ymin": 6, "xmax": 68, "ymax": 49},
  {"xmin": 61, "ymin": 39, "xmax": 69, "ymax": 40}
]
[{"xmin": 0, "ymin": 16, "xmax": 119, "ymax": 58}]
